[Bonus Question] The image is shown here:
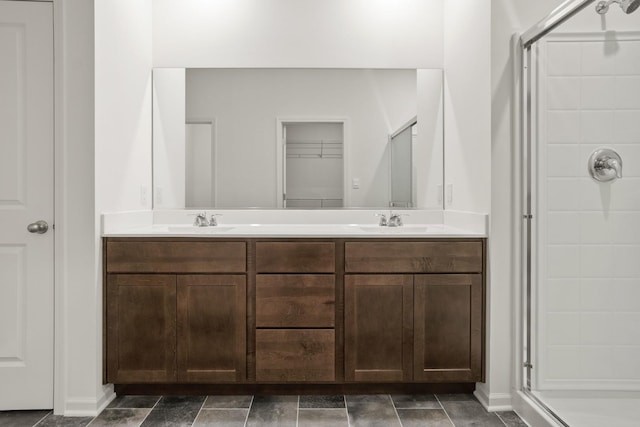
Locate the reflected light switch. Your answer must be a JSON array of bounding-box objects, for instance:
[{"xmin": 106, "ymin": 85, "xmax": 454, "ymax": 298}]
[{"xmin": 352, "ymin": 178, "xmax": 360, "ymax": 189}]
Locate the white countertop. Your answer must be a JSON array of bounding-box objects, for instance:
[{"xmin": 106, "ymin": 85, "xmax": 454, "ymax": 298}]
[
  {"xmin": 103, "ymin": 223, "xmax": 485, "ymax": 238},
  {"xmin": 101, "ymin": 209, "xmax": 488, "ymax": 238}
]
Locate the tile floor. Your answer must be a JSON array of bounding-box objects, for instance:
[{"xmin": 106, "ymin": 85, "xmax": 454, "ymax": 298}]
[{"xmin": 0, "ymin": 394, "xmax": 527, "ymax": 427}]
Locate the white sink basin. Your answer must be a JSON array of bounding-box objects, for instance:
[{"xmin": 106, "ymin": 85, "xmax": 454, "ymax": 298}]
[
  {"xmin": 166, "ymin": 225, "xmax": 235, "ymax": 233},
  {"xmin": 359, "ymin": 226, "xmax": 428, "ymax": 233},
  {"xmin": 232, "ymin": 224, "xmax": 357, "ymax": 234}
]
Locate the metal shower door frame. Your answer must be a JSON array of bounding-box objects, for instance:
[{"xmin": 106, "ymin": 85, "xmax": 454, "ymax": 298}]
[{"xmin": 516, "ymin": 1, "xmax": 596, "ymax": 426}]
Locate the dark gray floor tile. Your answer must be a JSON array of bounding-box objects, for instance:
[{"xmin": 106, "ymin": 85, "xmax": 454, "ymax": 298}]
[
  {"xmin": 107, "ymin": 395, "xmax": 160, "ymax": 409},
  {"xmin": 0, "ymin": 410, "xmax": 50, "ymax": 427},
  {"xmin": 436, "ymin": 394, "xmax": 478, "ymax": 402},
  {"xmin": 439, "ymin": 401, "xmax": 504, "ymax": 427},
  {"xmin": 298, "ymin": 409, "xmax": 349, "ymax": 427},
  {"xmin": 203, "ymin": 396, "xmax": 252, "ymax": 409},
  {"xmin": 397, "ymin": 409, "xmax": 453, "ymax": 427},
  {"xmin": 140, "ymin": 397, "xmax": 205, "ymax": 427},
  {"xmin": 299, "ymin": 395, "xmax": 345, "ymax": 409},
  {"xmin": 496, "ymin": 411, "xmax": 528, "ymax": 427},
  {"xmin": 140, "ymin": 408, "xmax": 200, "ymax": 427},
  {"xmin": 392, "ymin": 394, "xmax": 441, "ymax": 409},
  {"xmin": 193, "ymin": 409, "xmax": 247, "ymax": 427},
  {"xmin": 346, "ymin": 395, "xmax": 401, "ymax": 427},
  {"xmin": 245, "ymin": 395, "xmax": 297, "ymax": 427},
  {"xmin": 36, "ymin": 414, "xmax": 94, "ymax": 427},
  {"xmin": 251, "ymin": 395, "xmax": 298, "ymax": 404},
  {"xmin": 87, "ymin": 409, "xmax": 150, "ymax": 427},
  {"xmin": 154, "ymin": 396, "xmax": 206, "ymax": 410},
  {"xmin": 345, "ymin": 394, "xmax": 391, "ymax": 404}
]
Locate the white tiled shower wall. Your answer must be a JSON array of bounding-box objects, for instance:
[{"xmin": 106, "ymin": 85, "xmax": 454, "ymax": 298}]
[{"xmin": 539, "ymin": 35, "xmax": 640, "ymax": 389}]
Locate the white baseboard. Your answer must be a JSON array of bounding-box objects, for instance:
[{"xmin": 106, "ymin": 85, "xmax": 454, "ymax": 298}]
[
  {"xmin": 474, "ymin": 386, "xmax": 513, "ymax": 412},
  {"xmin": 63, "ymin": 385, "xmax": 115, "ymax": 417}
]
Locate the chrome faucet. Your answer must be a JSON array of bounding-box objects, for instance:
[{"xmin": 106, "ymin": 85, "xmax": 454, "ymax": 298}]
[
  {"xmin": 375, "ymin": 212, "xmax": 407, "ymax": 227},
  {"xmin": 193, "ymin": 212, "xmax": 209, "ymax": 227},
  {"xmin": 599, "ymin": 157, "xmax": 622, "ymax": 179},
  {"xmin": 588, "ymin": 148, "xmax": 623, "ymax": 182},
  {"xmin": 208, "ymin": 213, "xmax": 222, "ymax": 226},
  {"xmin": 388, "ymin": 212, "xmax": 406, "ymax": 227},
  {"xmin": 191, "ymin": 212, "xmax": 223, "ymax": 227},
  {"xmin": 375, "ymin": 213, "xmax": 388, "ymax": 227}
]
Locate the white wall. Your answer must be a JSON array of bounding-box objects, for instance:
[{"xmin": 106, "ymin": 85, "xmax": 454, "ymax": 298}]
[
  {"xmin": 490, "ymin": 0, "xmax": 567, "ymax": 412},
  {"xmin": 417, "ymin": 69, "xmax": 445, "ymax": 209},
  {"xmin": 62, "ymin": 0, "xmax": 151, "ymax": 416},
  {"xmin": 54, "ymin": 0, "xmax": 103, "ymax": 415},
  {"xmin": 442, "ymin": 0, "xmax": 497, "ymax": 407},
  {"xmin": 444, "ymin": 0, "xmax": 492, "ymax": 214},
  {"xmin": 153, "ymin": 68, "xmax": 186, "ymax": 209},
  {"xmin": 95, "ymin": 0, "xmax": 153, "ymax": 214},
  {"xmin": 152, "ymin": 0, "xmax": 443, "ymax": 69}
]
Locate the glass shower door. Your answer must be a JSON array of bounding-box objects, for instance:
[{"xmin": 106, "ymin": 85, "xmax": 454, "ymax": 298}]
[{"xmin": 524, "ymin": 21, "xmax": 640, "ymax": 427}]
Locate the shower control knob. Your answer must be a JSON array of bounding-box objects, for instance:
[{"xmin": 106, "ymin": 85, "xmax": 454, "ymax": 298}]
[{"xmin": 588, "ymin": 148, "xmax": 623, "ymax": 183}]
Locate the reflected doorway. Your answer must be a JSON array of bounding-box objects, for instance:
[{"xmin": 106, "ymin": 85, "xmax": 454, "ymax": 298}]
[{"xmin": 277, "ymin": 120, "xmax": 346, "ymax": 208}]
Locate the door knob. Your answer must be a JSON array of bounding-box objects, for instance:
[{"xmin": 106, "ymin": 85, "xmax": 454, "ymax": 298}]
[{"xmin": 27, "ymin": 220, "xmax": 49, "ymax": 234}]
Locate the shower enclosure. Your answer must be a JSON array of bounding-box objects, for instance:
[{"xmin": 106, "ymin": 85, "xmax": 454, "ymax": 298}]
[{"xmin": 519, "ymin": 0, "xmax": 640, "ymax": 425}]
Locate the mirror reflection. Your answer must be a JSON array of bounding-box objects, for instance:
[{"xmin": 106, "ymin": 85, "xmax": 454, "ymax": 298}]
[{"xmin": 153, "ymin": 68, "xmax": 443, "ymax": 209}]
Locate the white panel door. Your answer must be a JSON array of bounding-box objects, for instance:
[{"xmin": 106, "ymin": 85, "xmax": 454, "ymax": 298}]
[{"xmin": 0, "ymin": 1, "xmax": 54, "ymax": 410}]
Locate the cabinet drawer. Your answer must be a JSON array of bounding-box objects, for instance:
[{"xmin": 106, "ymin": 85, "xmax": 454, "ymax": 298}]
[
  {"xmin": 256, "ymin": 329, "xmax": 335, "ymax": 382},
  {"xmin": 106, "ymin": 241, "xmax": 246, "ymax": 273},
  {"xmin": 256, "ymin": 242, "xmax": 335, "ymax": 273},
  {"xmin": 345, "ymin": 241, "xmax": 483, "ymax": 273},
  {"xmin": 256, "ymin": 275, "xmax": 335, "ymax": 328}
]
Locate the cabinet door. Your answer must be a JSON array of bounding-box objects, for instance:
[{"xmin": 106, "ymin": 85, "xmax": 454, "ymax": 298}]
[
  {"xmin": 344, "ymin": 275, "xmax": 413, "ymax": 382},
  {"xmin": 414, "ymin": 274, "xmax": 483, "ymax": 382},
  {"xmin": 177, "ymin": 275, "xmax": 246, "ymax": 382},
  {"xmin": 106, "ymin": 274, "xmax": 177, "ymax": 383}
]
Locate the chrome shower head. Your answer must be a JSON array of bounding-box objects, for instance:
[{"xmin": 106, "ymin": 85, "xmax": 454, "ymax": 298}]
[
  {"xmin": 597, "ymin": 0, "xmax": 640, "ymax": 14},
  {"xmin": 624, "ymin": 0, "xmax": 640, "ymax": 14}
]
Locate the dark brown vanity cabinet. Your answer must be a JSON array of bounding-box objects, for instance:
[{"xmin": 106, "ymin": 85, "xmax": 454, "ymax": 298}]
[
  {"xmin": 344, "ymin": 241, "xmax": 485, "ymax": 383},
  {"xmin": 104, "ymin": 237, "xmax": 485, "ymax": 388},
  {"xmin": 177, "ymin": 275, "xmax": 246, "ymax": 383},
  {"xmin": 413, "ymin": 274, "xmax": 482, "ymax": 382},
  {"xmin": 104, "ymin": 241, "xmax": 247, "ymax": 384},
  {"xmin": 255, "ymin": 242, "xmax": 336, "ymax": 382},
  {"xmin": 106, "ymin": 274, "xmax": 177, "ymax": 383},
  {"xmin": 344, "ymin": 274, "xmax": 413, "ymax": 382}
]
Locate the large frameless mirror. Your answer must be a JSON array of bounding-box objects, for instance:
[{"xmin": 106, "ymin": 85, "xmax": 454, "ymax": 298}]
[{"xmin": 153, "ymin": 68, "xmax": 444, "ymax": 209}]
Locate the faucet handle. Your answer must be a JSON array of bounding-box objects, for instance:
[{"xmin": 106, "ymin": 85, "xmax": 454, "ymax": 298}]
[
  {"xmin": 388, "ymin": 212, "xmax": 409, "ymax": 227},
  {"xmin": 375, "ymin": 212, "xmax": 388, "ymax": 227},
  {"xmin": 208, "ymin": 213, "xmax": 223, "ymax": 226},
  {"xmin": 589, "ymin": 148, "xmax": 623, "ymax": 182},
  {"xmin": 189, "ymin": 211, "xmax": 209, "ymax": 227},
  {"xmin": 605, "ymin": 158, "xmax": 622, "ymax": 179}
]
